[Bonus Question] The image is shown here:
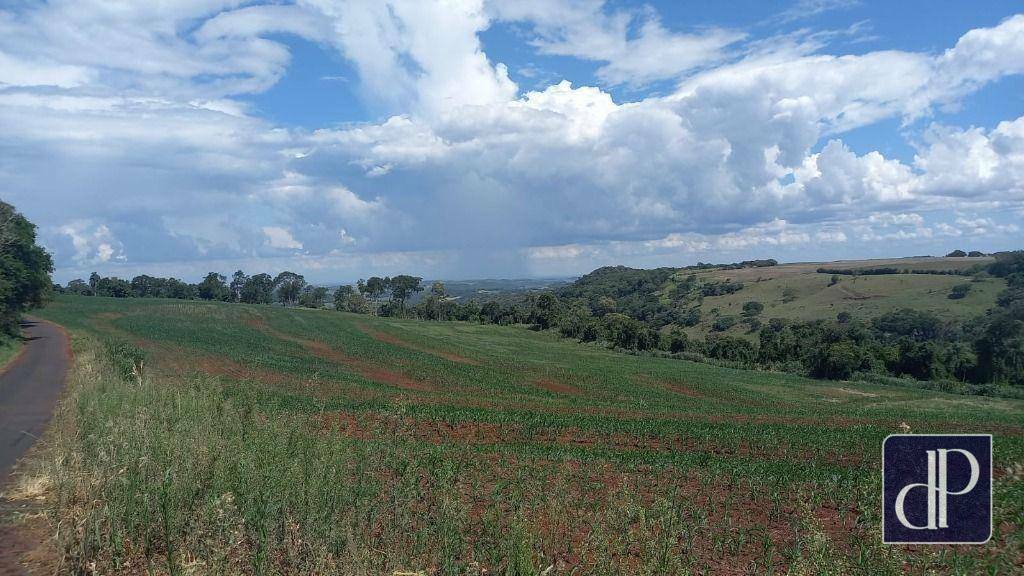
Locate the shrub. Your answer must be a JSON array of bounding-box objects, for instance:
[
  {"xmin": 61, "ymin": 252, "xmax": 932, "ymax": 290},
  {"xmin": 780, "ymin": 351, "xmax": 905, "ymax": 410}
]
[
  {"xmin": 948, "ymin": 283, "xmax": 972, "ymax": 300},
  {"xmin": 103, "ymin": 340, "xmax": 146, "ymax": 383},
  {"xmin": 781, "ymin": 287, "xmax": 797, "ymax": 303},
  {"xmin": 741, "ymin": 301, "xmax": 764, "ymax": 317},
  {"xmin": 680, "ymin": 308, "xmax": 700, "ymax": 327},
  {"xmin": 711, "ymin": 316, "xmax": 737, "ymax": 332}
]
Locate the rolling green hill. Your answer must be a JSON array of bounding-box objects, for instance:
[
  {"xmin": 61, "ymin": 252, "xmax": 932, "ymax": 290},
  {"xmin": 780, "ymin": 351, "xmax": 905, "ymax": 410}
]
[
  {"xmin": 32, "ymin": 294, "xmax": 1024, "ymax": 574},
  {"xmin": 677, "ymin": 257, "xmax": 1002, "ymax": 339}
]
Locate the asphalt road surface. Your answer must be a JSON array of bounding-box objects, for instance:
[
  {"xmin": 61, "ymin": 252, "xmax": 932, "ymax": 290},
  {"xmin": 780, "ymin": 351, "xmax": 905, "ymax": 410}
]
[{"xmin": 0, "ymin": 318, "xmax": 70, "ymax": 484}]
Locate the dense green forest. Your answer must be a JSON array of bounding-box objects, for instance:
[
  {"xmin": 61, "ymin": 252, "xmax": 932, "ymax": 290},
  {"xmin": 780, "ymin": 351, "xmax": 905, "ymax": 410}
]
[{"xmin": 60, "ymin": 251, "xmax": 1024, "ymax": 390}]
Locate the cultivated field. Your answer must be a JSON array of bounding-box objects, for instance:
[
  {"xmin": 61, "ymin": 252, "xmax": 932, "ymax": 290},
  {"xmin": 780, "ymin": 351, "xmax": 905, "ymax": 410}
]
[
  {"xmin": 31, "ymin": 294, "xmax": 1024, "ymax": 574},
  {"xmin": 675, "ymin": 257, "xmax": 1003, "ymax": 339}
]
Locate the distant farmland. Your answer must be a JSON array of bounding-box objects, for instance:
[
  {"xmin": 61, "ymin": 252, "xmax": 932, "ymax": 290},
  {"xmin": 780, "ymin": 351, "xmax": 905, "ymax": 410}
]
[{"xmin": 35, "ymin": 295, "xmax": 1024, "ymax": 574}]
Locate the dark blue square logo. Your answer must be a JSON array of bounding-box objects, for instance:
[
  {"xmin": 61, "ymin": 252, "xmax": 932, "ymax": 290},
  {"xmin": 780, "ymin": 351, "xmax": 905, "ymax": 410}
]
[{"xmin": 883, "ymin": 434, "xmax": 991, "ymax": 544}]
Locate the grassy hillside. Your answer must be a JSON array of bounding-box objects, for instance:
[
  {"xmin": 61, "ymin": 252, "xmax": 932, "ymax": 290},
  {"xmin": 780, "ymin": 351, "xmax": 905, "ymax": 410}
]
[
  {"xmin": 556, "ymin": 256, "xmax": 1001, "ymax": 341},
  {"xmin": 684, "ymin": 257, "xmax": 1002, "ymax": 339},
  {"xmin": 32, "ymin": 295, "xmax": 1024, "ymax": 574}
]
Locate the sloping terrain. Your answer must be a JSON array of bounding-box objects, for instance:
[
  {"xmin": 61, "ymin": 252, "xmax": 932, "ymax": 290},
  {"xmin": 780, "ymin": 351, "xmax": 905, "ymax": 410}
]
[
  {"xmin": 685, "ymin": 258, "xmax": 1003, "ymax": 339},
  {"xmin": 28, "ymin": 295, "xmax": 1024, "ymax": 574},
  {"xmin": 560, "ymin": 256, "xmax": 1002, "ymax": 340}
]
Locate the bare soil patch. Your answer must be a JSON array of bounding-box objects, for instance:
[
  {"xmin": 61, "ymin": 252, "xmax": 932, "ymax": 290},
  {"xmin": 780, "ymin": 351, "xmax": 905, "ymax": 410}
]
[
  {"xmin": 245, "ymin": 314, "xmax": 435, "ymax": 392},
  {"xmin": 665, "ymin": 383, "xmax": 704, "ymax": 398},
  {"xmin": 0, "ymin": 503, "xmax": 58, "ymax": 576},
  {"xmin": 831, "ymin": 387, "xmax": 878, "ymax": 398},
  {"xmin": 532, "ymin": 377, "xmax": 580, "ymax": 395},
  {"xmin": 354, "ymin": 322, "xmax": 481, "ymax": 365},
  {"xmin": 316, "ymin": 410, "xmax": 865, "ymax": 467}
]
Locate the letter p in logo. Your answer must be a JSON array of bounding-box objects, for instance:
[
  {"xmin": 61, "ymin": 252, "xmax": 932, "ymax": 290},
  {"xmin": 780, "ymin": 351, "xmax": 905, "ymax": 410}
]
[{"xmin": 883, "ymin": 435, "xmax": 991, "ymax": 544}]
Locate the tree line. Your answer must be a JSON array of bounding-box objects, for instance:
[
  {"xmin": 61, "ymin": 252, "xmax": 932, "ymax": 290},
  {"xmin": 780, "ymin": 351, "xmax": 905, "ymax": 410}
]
[{"xmin": 57, "ymin": 271, "xmax": 431, "ymax": 312}]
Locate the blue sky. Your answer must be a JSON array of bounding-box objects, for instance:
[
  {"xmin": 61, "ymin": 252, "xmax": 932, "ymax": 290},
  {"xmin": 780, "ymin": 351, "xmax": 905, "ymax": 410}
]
[{"xmin": 1, "ymin": 0, "xmax": 1023, "ymax": 283}]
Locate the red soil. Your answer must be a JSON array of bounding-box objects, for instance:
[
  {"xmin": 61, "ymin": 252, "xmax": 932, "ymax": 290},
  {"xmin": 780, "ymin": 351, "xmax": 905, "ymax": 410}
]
[
  {"xmin": 532, "ymin": 377, "xmax": 580, "ymax": 395},
  {"xmin": 354, "ymin": 322, "xmax": 481, "ymax": 365},
  {"xmin": 245, "ymin": 314, "xmax": 435, "ymax": 392},
  {"xmin": 316, "ymin": 410, "xmax": 865, "ymax": 467},
  {"xmin": 0, "ymin": 501, "xmax": 59, "ymax": 576}
]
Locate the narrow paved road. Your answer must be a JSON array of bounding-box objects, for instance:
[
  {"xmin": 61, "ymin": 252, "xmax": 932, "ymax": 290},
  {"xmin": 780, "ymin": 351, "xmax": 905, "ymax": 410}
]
[{"xmin": 0, "ymin": 317, "xmax": 70, "ymax": 484}]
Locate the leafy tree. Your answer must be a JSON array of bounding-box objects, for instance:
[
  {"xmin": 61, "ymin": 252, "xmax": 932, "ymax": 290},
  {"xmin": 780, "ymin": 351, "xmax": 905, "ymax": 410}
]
[
  {"xmin": 273, "ymin": 271, "xmax": 305, "ymax": 306},
  {"xmin": 810, "ymin": 341, "xmax": 866, "ymax": 380},
  {"xmin": 161, "ymin": 278, "xmax": 196, "ymax": 300},
  {"xmin": 742, "ymin": 317, "xmax": 762, "ymax": 333},
  {"xmin": 94, "ymin": 276, "xmax": 132, "ymax": 298},
  {"xmin": 595, "ymin": 296, "xmax": 617, "ymax": 316},
  {"xmin": 997, "ymin": 287, "xmax": 1024, "ymax": 308},
  {"xmin": 364, "ymin": 276, "xmax": 391, "ymax": 303},
  {"xmin": 666, "ymin": 328, "xmax": 689, "ymax": 353},
  {"xmin": 529, "ymin": 292, "xmax": 560, "ymax": 329},
  {"xmin": 711, "ymin": 316, "xmax": 737, "ymax": 332},
  {"xmin": 0, "ymin": 201, "xmax": 54, "ymax": 335},
  {"xmin": 680, "ymin": 308, "xmax": 700, "ymax": 327},
  {"xmin": 988, "ymin": 251, "xmax": 1024, "ymax": 285},
  {"xmin": 418, "ymin": 282, "xmax": 455, "ymax": 321},
  {"xmin": 197, "ymin": 272, "xmax": 231, "ymax": 301},
  {"xmin": 229, "ymin": 270, "xmax": 248, "ymax": 302},
  {"xmin": 873, "ymin": 309, "xmax": 943, "ymax": 341},
  {"xmin": 299, "ymin": 285, "xmax": 329, "ymax": 308},
  {"xmin": 389, "ymin": 275, "xmax": 423, "ymax": 308},
  {"xmin": 948, "ymin": 283, "xmax": 971, "ymax": 300},
  {"xmin": 704, "ymin": 335, "xmax": 756, "ymax": 363},
  {"xmin": 456, "ymin": 300, "xmax": 480, "ymax": 322},
  {"xmin": 131, "ymin": 275, "xmax": 160, "ymax": 298},
  {"xmin": 602, "ymin": 313, "xmax": 647, "ymax": 349},
  {"xmin": 240, "ymin": 273, "xmax": 274, "ymax": 304},
  {"xmin": 66, "ymin": 279, "xmax": 92, "ymax": 296},
  {"xmin": 344, "ymin": 292, "xmax": 372, "ymax": 314},
  {"xmin": 558, "ymin": 306, "xmax": 592, "ymax": 339},
  {"xmin": 334, "ymin": 285, "xmax": 355, "ymax": 311},
  {"xmin": 700, "ymin": 280, "xmax": 744, "ymax": 297},
  {"xmin": 973, "ymin": 304, "xmax": 1024, "ymax": 385},
  {"xmin": 480, "ymin": 301, "xmax": 501, "ymax": 324},
  {"xmin": 741, "ymin": 301, "xmax": 764, "ymax": 317},
  {"xmin": 889, "ymin": 339, "xmax": 946, "ymax": 380}
]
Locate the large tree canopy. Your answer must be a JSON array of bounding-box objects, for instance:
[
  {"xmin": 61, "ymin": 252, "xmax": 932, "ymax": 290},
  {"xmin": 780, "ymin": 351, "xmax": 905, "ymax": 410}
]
[
  {"xmin": 0, "ymin": 201, "xmax": 53, "ymax": 335},
  {"xmin": 273, "ymin": 271, "xmax": 306, "ymax": 306}
]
